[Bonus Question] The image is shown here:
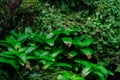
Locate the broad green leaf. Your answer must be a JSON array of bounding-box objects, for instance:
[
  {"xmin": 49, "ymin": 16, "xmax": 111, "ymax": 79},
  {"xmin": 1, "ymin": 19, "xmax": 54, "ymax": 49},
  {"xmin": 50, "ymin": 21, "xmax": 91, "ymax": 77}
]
[
  {"xmin": 6, "ymin": 36, "xmax": 17, "ymax": 44},
  {"xmin": 33, "ymin": 51, "xmax": 40, "ymax": 58},
  {"xmin": 67, "ymin": 51, "xmax": 78, "ymax": 58},
  {"xmin": 62, "ymin": 37, "xmax": 72, "ymax": 47},
  {"xmin": 39, "ymin": 60, "xmax": 54, "ymax": 69},
  {"xmin": 51, "ymin": 50, "xmax": 63, "ymax": 58},
  {"xmin": 40, "ymin": 55, "xmax": 55, "ymax": 61},
  {"xmin": 73, "ymin": 36, "xmax": 93, "ymax": 47},
  {"xmin": 0, "ymin": 57, "xmax": 19, "ymax": 70},
  {"xmin": 17, "ymin": 34, "xmax": 29, "ymax": 42},
  {"xmin": 18, "ymin": 47, "xmax": 27, "ymax": 52},
  {"xmin": 53, "ymin": 62, "xmax": 72, "ymax": 68},
  {"xmin": 39, "ymin": 50, "xmax": 49, "ymax": 56},
  {"xmin": 32, "ymin": 35, "xmax": 43, "ymax": 43},
  {"xmin": 0, "ymin": 51, "xmax": 16, "ymax": 59},
  {"xmin": 80, "ymin": 48, "xmax": 93, "ymax": 59},
  {"xmin": 16, "ymin": 53, "xmax": 27, "ymax": 63},
  {"xmin": 25, "ymin": 46, "xmax": 37, "ymax": 54},
  {"xmin": 45, "ymin": 39, "xmax": 55, "ymax": 46},
  {"xmin": 80, "ymin": 38, "xmax": 93, "ymax": 47},
  {"xmin": 75, "ymin": 59, "xmax": 91, "ymax": 67}
]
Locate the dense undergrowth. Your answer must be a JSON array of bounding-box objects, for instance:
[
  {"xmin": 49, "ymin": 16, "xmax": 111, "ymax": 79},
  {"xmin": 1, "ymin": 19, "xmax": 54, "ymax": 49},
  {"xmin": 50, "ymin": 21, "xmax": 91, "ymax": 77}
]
[{"xmin": 0, "ymin": 0, "xmax": 120, "ymax": 80}]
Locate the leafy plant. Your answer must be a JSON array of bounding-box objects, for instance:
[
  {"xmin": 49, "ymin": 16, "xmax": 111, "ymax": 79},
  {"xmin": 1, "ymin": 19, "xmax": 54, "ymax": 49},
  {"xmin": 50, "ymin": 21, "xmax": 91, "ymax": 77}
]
[{"xmin": 0, "ymin": 27, "xmax": 112, "ymax": 80}]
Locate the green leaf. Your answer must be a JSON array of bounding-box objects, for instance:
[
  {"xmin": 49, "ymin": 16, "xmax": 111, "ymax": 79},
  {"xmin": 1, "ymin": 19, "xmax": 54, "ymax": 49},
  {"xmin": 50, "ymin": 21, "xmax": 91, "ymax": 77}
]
[
  {"xmin": 27, "ymin": 56, "xmax": 36, "ymax": 60},
  {"xmin": 34, "ymin": 50, "xmax": 49, "ymax": 58},
  {"xmin": 51, "ymin": 50, "xmax": 63, "ymax": 58},
  {"xmin": 40, "ymin": 55, "xmax": 55, "ymax": 61},
  {"xmin": 67, "ymin": 51, "xmax": 78, "ymax": 58},
  {"xmin": 16, "ymin": 53, "xmax": 27, "ymax": 63},
  {"xmin": 92, "ymin": 65, "xmax": 109, "ymax": 78},
  {"xmin": 80, "ymin": 48, "xmax": 93, "ymax": 59},
  {"xmin": 62, "ymin": 37, "xmax": 72, "ymax": 47},
  {"xmin": 0, "ymin": 57, "xmax": 19, "ymax": 70},
  {"xmin": 18, "ymin": 47, "xmax": 27, "ymax": 52},
  {"xmin": 75, "ymin": 59, "xmax": 91, "ymax": 67},
  {"xmin": 25, "ymin": 46, "xmax": 37, "ymax": 54},
  {"xmin": 0, "ymin": 51, "xmax": 16, "ymax": 59},
  {"xmin": 53, "ymin": 62, "xmax": 72, "ymax": 68},
  {"xmin": 45, "ymin": 39, "xmax": 55, "ymax": 46},
  {"xmin": 17, "ymin": 34, "xmax": 29, "ymax": 42},
  {"xmin": 73, "ymin": 36, "xmax": 93, "ymax": 47},
  {"xmin": 6, "ymin": 36, "xmax": 17, "ymax": 44},
  {"xmin": 73, "ymin": 36, "xmax": 86, "ymax": 45},
  {"xmin": 80, "ymin": 38, "xmax": 93, "ymax": 47},
  {"xmin": 39, "ymin": 60, "xmax": 54, "ymax": 69}
]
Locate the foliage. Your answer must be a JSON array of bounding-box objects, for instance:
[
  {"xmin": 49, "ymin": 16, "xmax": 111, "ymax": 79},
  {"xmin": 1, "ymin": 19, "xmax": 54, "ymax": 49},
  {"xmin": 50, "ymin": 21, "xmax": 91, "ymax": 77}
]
[
  {"xmin": 0, "ymin": 0, "xmax": 119, "ymax": 79},
  {"xmin": 0, "ymin": 27, "xmax": 112, "ymax": 80},
  {"xmin": 34, "ymin": 0, "xmax": 120, "ymax": 73}
]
